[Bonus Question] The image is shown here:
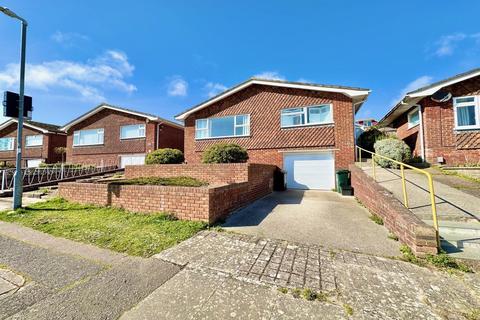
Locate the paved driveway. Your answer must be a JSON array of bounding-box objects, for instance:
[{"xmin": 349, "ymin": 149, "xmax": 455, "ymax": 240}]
[{"xmin": 223, "ymin": 190, "xmax": 400, "ymax": 257}]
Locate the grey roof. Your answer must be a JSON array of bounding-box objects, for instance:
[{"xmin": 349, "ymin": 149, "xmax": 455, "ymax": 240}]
[
  {"xmin": 407, "ymin": 68, "xmax": 480, "ymax": 95},
  {"xmin": 25, "ymin": 120, "xmax": 64, "ymax": 133}
]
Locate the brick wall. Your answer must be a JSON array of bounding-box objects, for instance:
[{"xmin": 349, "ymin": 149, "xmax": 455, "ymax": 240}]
[
  {"xmin": 60, "ymin": 163, "xmax": 275, "ymax": 223},
  {"xmin": 183, "ymin": 85, "xmax": 355, "ymax": 169},
  {"xmin": 158, "ymin": 123, "xmax": 184, "ymax": 152},
  {"xmin": 394, "ymin": 111, "xmax": 422, "ymax": 157},
  {"xmin": 349, "ymin": 165, "xmax": 437, "ymax": 256}
]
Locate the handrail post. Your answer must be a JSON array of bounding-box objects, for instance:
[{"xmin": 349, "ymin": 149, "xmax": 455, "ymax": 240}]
[
  {"xmin": 1, "ymin": 170, "xmax": 4, "ymax": 192},
  {"xmin": 372, "ymin": 155, "xmax": 376, "ymax": 181},
  {"xmin": 400, "ymin": 164, "xmax": 408, "ymax": 208},
  {"xmin": 427, "ymin": 173, "xmax": 440, "ymax": 251}
]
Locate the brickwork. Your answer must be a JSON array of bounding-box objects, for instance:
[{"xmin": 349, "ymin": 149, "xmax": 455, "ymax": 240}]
[
  {"xmin": 349, "ymin": 165, "xmax": 437, "ymax": 256},
  {"xmin": 183, "ymin": 85, "xmax": 355, "ymax": 170},
  {"xmin": 394, "ymin": 111, "xmax": 422, "ymax": 157},
  {"xmin": 60, "ymin": 163, "xmax": 275, "ymax": 224},
  {"xmin": 0, "ymin": 123, "xmax": 66, "ymax": 165}
]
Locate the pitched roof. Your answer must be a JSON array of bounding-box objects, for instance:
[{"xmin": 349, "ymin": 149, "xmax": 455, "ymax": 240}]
[
  {"xmin": 175, "ymin": 78, "xmax": 371, "ymax": 120},
  {"xmin": 379, "ymin": 68, "xmax": 480, "ymax": 126},
  {"xmin": 60, "ymin": 103, "xmax": 183, "ymax": 131},
  {"xmin": 0, "ymin": 118, "xmax": 65, "ymax": 134}
]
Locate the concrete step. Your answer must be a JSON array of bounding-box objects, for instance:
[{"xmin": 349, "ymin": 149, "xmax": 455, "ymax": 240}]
[
  {"xmin": 440, "ymin": 239, "xmax": 480, "ymax": 260},
  {"xmin": 424, "ymin": 220, "xmax": 480, "ymax": 237},
  {"xmin": 418, "ymin": 213, "xmax": 479, "ymax": 223}
]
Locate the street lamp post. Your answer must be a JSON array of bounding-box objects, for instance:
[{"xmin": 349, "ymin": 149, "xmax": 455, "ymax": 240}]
[{"xmin": 0, "ymin": 7, "xmax": 28, "ymax": 209}]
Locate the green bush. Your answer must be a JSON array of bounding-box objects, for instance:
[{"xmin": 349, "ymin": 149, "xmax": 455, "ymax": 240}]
[
  {"xmin": 145, "ymin": 148, "xmax": 184, "ymax": 165},
  {"xmin": 202, "ymin": 143, "xmax": 248, "ymax": 164},
  {"xmin": 357, "ymin": 127, "xmax": 385, "ymax": 155},
  {"xmin": 373, "ymin": 138, "xmax": 412, "ymax": 169}
]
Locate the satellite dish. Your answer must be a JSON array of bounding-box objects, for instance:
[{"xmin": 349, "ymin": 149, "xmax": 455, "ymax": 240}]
[{"xmin": 431, "ymin": 90, "xmax": 452, "ymax": 103}]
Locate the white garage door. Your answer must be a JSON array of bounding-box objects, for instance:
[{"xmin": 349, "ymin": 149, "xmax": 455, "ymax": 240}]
[
  {"xmin": 120, "ymin": 154, "xmax": 146, "ymax": 168},
  {"xmin": 26, "ymin": 159, "xmax": 43, "ymax": 168},
  {"xmin": 283, "ymin": 152, "xmax": 335, "ymax": 190}
]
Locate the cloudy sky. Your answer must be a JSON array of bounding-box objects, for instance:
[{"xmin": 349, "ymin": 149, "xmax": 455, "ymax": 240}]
[{"xmin": 0, "ymin": 0, "xmax": 479, "ymax": 125}]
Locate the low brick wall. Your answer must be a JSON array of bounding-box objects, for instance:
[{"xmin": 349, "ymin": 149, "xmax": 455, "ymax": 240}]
[
  {"xmin": 59, "ymin": 163, "xmax": 275, "ymax": 224},
  {"xmin": 349, "ymin": 164, "xmax": 438, "ymax": 256}
]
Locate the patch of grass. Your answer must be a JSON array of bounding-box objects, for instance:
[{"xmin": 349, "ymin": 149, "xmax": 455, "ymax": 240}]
[
  {"xmin": 343, "ymin": 303, "xmax": 354, "ymax": 316},
  {"xmin": 369, "ymin": 214, "xmax": 384, "ymax": 225},
  {"xmin": 0, "ymin": 197, "xmax": 207, "ymax": 257},
  {"xmin": 399, "ymin": 244, "xmax": 472, "ymax": 273},
  {"xmin": 433, "ymin": 166, "xmax": 480, "ymax": 184},
  {"xmin": 464, "ymin": 309, "xmax": 480, "ymax": 320},
  {"xmin": 277, "ymin": 287, "xmax": 289, "ymax": 294},
  {"xmin": 316, "ymin": 291, "xmax": 328, "ymax": 302},
  {"xmin": 301, "ymin": 288, "xmax": 317, "ymax": 301},
  {"xmin": 109, "ymin": 176, "xmax": 208, "ymax": 187},
  {"xmin": 291, "ymin": 288, "xmax": 302, "ymax": 299},
  {"xmin": 38, "ymin": 187, "xmax": 50, "ymax": 194},
  {"xmin": 387, "ymin": 233, "xmax": 399, "ymax": 241}
]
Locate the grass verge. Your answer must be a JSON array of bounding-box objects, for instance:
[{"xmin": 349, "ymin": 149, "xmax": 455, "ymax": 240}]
[
  {"xmin": 109, "ymin": 176, "xmax": 208, "ymax": 187},
  {"xmin": 432, "ymin": 166, "xmax": 480, "ymax": 184},
  {"xmin": 400, "ymin": 245, "xmax": 472, "ymax": 273},
  {"xmin": 0, "ymin": 197, "xmax": 207, "ymax": 257}
]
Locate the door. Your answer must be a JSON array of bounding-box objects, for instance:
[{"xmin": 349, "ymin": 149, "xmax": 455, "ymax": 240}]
[
  {"xmin": 283, "ymin": 152, "xmax": 335, "ymax": 190},
  {"xmin": 120, "ymin": 154, "xmax": 146, "ymax": 168},
  {"xmin": 26, "ymin": 159, "xmax": 43, "ymax": 168}
]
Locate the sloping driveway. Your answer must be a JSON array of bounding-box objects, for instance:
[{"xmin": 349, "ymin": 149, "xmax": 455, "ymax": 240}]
[{"xmin": 222, "ymin": 190, "xmax": 400, "ymax": 257}]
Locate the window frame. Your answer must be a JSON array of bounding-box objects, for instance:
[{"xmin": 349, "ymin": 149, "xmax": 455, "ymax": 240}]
[
  {"xmin": 0, "ymin": 137, "xmax": 15, "ymax": 151},
  {"xmin": 73, "ymin": 128, "xmax": 105, "ymax": 147},
  {"xmin": 407, "ymin": 107, "xmax": 421, "ymax": 129},
  {"xmin": 280, "ymin": 104, "xmax": 333, "ymax": 128},
  {"xmin": 25, "ymin": 134, "xmax": 43, "ymax": 147},
  {"xmin": 120, "ymin": 123, "xmax": 146, "ymax": 140},
  {"xmin": 195, "ymin": 114, "xmax": 250, "ymax": 140},
  {"xmin": 453, "ymin": 95, "xmax": 480, "ymax": 130}
]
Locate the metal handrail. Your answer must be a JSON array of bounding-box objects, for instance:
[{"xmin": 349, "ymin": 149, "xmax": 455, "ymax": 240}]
[{"xmin": 355, "ymin": 146, "xmax": 440, "ymax": 250}]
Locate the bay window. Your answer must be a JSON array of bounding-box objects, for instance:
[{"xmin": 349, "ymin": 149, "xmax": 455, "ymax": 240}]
[
  {"xmin": 25, "ymin": 135, "xmax": 43, "ymax": 147},
  {"xmin": 195, "ymin": 114, "xmax": 250, "ymax": 139},
  {"xmin": 281, "ymin": 104, "xmax": 333, "ymax": 128},
  {"xmin": 454, "ymin": 96, "xmax": 480, "ymax": 130},
  {"xmin": 0, "ymin": 137, "xmax": 14, "ymax": 151},
  {"xmin": 120, "ymin": 124, "xmax": 146, "ymax": 139},
  {"xmin": 73, "ymin": 128, "xmax": 104, "ymax": 146}
]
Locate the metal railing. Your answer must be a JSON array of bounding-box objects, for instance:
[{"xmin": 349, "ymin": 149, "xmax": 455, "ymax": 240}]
[
  {"xmin": 355, "ymin": 146, "xmax": 440, "ymax": 249},
  {"xmin": 0, "ymin": 160, "xmax": 118, "ymax": 192}
]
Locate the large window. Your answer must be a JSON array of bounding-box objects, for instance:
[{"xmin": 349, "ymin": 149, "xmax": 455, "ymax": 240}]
[
  {"xmin": 73, "ymin": 128, "xmax": 104, "ymax": 146},
  {"xmin": 0, "ymin": 137, "xmax": 14, "ymax": 151},
  {"xmin": 195, "ymin": 114, "xmax": 250, "ymax": 139},
  {"xmin": 454, "ymin": 96, "xmax": 480, "ymax": 130},
  {"xmin": 25, "ymin": 135, "xmax": 43, "ymax": 147},
  {"xmin": 407, "ymin": 107, "xmax": 420, "ymax": 128},
  {"xmin": 281, "ymin": 104, "xmax": 333, "ymax": 128},
  {"xmin": 120, "ymin": 124, "xmax": 146, "ymax": 139}
]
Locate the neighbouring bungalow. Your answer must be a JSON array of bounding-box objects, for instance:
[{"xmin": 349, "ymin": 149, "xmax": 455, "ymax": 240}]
[
  {"xmin": 175, "ymin": 78, "xmax": 370, "ymax": 190},
  {"xmin": 0, "ymin": 119, "xmax": 67, "ymax": 168},
  {"xmin": 60, "ymin": 103, "xmax": 184, "ymax": 168},
  {"xmin": 379, "ymin": 68, "xmax": 480, "ymax": 165}
]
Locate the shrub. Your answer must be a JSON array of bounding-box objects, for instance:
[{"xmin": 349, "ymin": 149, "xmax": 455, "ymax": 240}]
[
  {"xmin": 202, "ymin": 143, "xmax": 248, "ymax": 164},
  {"xmin": 373, "ymin": 138, "xmax": 412, "ymax": 169},
  {"xmin": 357, "ymin": 127, "xmax": 385, "ymax": 155},
  {"xmin": 145, "ymin": 148, "xmax": 184, "ymax": 165}
]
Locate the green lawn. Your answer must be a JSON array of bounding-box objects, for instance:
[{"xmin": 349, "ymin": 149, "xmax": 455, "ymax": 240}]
[{"xmin": 0, "ymin": 198, "xmax": 207, "ymax": 257}]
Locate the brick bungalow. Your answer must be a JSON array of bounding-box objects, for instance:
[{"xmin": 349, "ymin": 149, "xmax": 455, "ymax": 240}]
[
  {"xmin": 0, "ymin": 119, "xmax": 67, "ymax": 167},
  {"xmin": 175, "ymin": 78, "xmax": 370, "ymax": 190},
  {"xmin": 60, "ymin": 103, "xmax": 184, "ymax": 168},
  {"xmin": 379, "ymin": 68, "xmax": 480, "ymax": 165}
]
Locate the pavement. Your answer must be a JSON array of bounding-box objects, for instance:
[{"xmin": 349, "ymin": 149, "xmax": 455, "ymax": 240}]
[
  {"xmin": 0, "ymin": 221, "xmax": 180, "ymax": 320},
  {"xmin": 122, "ymin": 231, "xmax": 480, "ymax": 319},
  {"xmin": 222, "ymin": 190, "xmax": 401, "ymax": 257}
]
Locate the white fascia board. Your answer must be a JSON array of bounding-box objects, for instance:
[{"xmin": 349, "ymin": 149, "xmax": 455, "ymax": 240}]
[
  {"xmin": 407, "ymin": 70, "xmax": 480, "ymax": 98},
  {"xmin": 175, "ymin": 79, "xmax": 370, "ymax": 120},
  {"xmin": 0, "ymin": 119, "xmax": 50, "ymax": 134}
]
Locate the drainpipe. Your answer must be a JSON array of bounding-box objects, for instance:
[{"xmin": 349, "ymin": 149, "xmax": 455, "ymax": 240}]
[
  {"xmin": 418, "ymin": 105, "xmax": 426, "ymax": 161},
  {"xmin": 156, "ymin": 122, "xmax": 160, "ymax": 149}
]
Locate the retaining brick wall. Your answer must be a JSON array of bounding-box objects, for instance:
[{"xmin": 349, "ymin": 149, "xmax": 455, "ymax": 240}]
[
  {"xmin": 349, "ymin": 164, "xmax": 438, "ymax": 256},
  {"xmin": 59, "ymin": 163, "xmax": 275, "ymax": 223}
]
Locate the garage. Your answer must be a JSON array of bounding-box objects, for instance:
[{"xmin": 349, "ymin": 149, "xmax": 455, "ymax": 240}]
[
  {"xmin": 283, "ymin": 152, "xmax": 335, "ymax": 190},
  {"xmin": 120, "ymin": 154, "xmax": 146, "ymax": 168}
]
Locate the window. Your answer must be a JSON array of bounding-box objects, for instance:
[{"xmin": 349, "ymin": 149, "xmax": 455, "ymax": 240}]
[
  {"xmin": 0, "ymin": 137, "xmax": 14, "ymax": 151},
  {"xmin": 120, "ymin": 124, "xmax": 146, "ymax": 139},
  {"xmin": 195, "ymin": 115, "xmax": 250, "ymax": 139},
  {"xmin": 73, "ymin": 128, "xmax": 104, "ymax": 146},
  {"xmin": 25, "ymin": 135, "xmax": 43, "ymax": 147},
  {"xmin": 454, "ymin": 96, "xmax": 480, "ymax": 130},
  {"xmin": 407, "ymin": 107, "xmax": 420, "ymax": 128},
  {"xmin": 281, "ymin": 104, "xmax": 333, "ymax": 128}
]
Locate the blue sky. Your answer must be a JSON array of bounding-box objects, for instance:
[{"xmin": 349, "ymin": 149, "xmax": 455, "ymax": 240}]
[{"xmin": 0, "ymin": 0, "xmax": 479, "ymax": 125}]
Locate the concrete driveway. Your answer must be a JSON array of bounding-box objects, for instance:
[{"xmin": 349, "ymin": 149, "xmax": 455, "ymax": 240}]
[{"xmin": 223, "ymin": 190, "xmax": 400, "ymax": 257}]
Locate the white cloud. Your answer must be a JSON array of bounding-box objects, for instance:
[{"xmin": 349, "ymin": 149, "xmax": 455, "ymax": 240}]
[
  {"xmin": 167, "ymin": 76, "xmax": 188, "ymax": 97},
  {"xmin": 253, "ymin": 71, "xmax": 285, "ymax": 81},
  {"xmin": 0, "ymin": 50, "xmax": 136, "ymax": 101},
  {"xmin": 51, "ymin": 31, "xmax": 89, "ymax": 46},
  {"xmin": 434, "ymin": 33, "xmax": 467, "ymax": 57},
  {"xmin": 391, "ymin": 75, "xmax": 433, "ymax": 105},
  {"xmin": 204, "ymin": 82, "xmax": 228, "ymax": 97}
]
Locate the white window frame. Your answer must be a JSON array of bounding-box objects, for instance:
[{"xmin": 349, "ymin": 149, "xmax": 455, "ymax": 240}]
[
  {"xmin": 120, "ymin": 124, "xmax": 146, "ymax": 140},
  {"xmin": 73, "ymin": 128, "xmax": 105, "ymax": 147},
  {"xmin": 0, "ymin": 137, "xmax": 14, "ymax": 151},
  {"xmin": 25, "ymin": 134, "xmax": 43, "ymax": 147},
  {"xmin": 407, "ymin": 107, "xmax": 420, "ymax": 129},
  {"xmin": 453, "ymin": 95, "xmax": 480, "ymax": 130},
  {"xmin": 280, "ymin": 104, "xmax": 333, "ymax": 128},
  {"xmin": 195, "ymin": 114, "xmax": 250, "ymax": 140}
]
